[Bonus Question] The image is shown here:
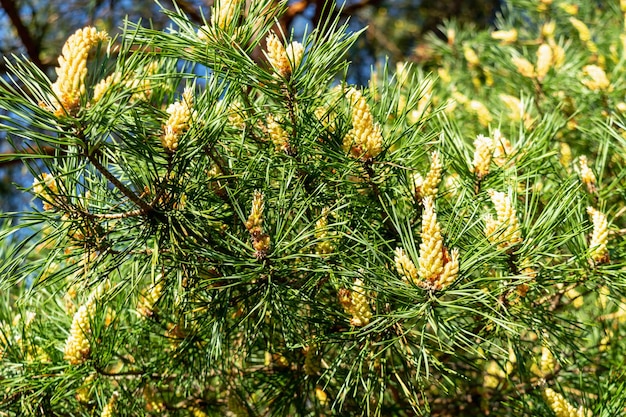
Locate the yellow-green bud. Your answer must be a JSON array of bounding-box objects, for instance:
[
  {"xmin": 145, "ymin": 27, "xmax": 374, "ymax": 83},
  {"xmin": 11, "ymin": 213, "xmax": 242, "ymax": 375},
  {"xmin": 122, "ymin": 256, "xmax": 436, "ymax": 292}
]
[
  {"xmin": 266, "ymin": 115, "xmax": 290, "ymax": 153},
  {"xmin": 467, "ymin": 100, "xmax": 492, "ymax": 126},
  {"xmin": 100, "ymin": 392, "xmax": 118, "ymax": 417},
  {"xmin": 394, "ymin": 247, "xmax": 419, "ymax": 285},
  {"xmin": 542, "ymin": 388, "xmax": 586, "ymax": 417},
  {"xmin": 491, "ymin": 29, "xmax": 518, "ymax": 44},
  {"xmin": 33, "ymin": 173, "xmax": 61, "ymax": 211},
  {"xmin": 246, "ymin": 191, "xmax": 270, "ymax": 259},
  {"xmin": 64, "ymin": 297, "xmax": 95, "ymax": 364},
  {"xmin": 587, "ymin": 206, "xmax": 609, "ymax": 264},
  {"xmin": 49, "ymin": 27, "xmax": 109, "ymax": 116},
  {"xmin": 540, "ymin": 345, "xmax": 556, "ymax": 376},
  {"xmin": 415, "ymin": 197, "xmax": 459, "ymax": 291},
  {"xmin": 338, "ymin": 278, "xmax": 373, "ymax": 326},
  {"xmin": 578, "ymin": 155, "xmax": 597, "ymax": 193},
  {"xmin": 343, "ymin": 88, "xmax": 383, "ymax": 160},
  {"xmin": 211, "ymin": 0, "xmax": 239, "ymax": 29},
  {"xmin": 512, "ymin": 56, "xmax": 535, "ymax": 78},
  {"xmin": 569, "ymin": 17, "xmax": 590, "ymax": 42},
  {"xmin": 492, "ymin": 129, "xmax": 513, "ymax": 167},
  {"xmin": 485, "ymin": 190, "xmax": 522, "ymax": 249},
  {"xmin": 161, "ymin": 87, "xmax": 195, "ymax": 152},
  {"xmin": 535, "ymin": 44, "xmax": 553, "ymax": 81},
  {"xmin": 471, "ymin": 134, "xmax": 495, "ymax": 180},
  {"xmin": 137, "ymin": 280, "xmax": 164, "ymax": 318},
  {"xmin": 413, "ymin": 150, "xmax": 443, "ymax": 200},
  {"xmin": 315, "ymin": 208, "xmax": 333, "ymax": 255},
  {"xmin": 581, "ymin": 65, "xmax": 611, "ymax": 91},
  {"xmin": 265, "ymin": 32, "xmax": 303, "ymax": 78}
]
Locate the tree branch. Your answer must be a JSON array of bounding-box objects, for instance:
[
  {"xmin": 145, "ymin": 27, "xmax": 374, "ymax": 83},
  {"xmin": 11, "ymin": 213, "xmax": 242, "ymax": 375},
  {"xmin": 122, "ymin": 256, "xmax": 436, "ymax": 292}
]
[
  {"xmin": 79, "ymin": 207, "xmax": 148, "ymax": 220},
  {"xmin": 0, "ymin": 146, "xmax": 57, "ymax": 167},
  {"xmin": 0, "ymin": 0, "xmax": 44, "ymax": 69},
  {"xmin": 164, "ymin": 0, "xmax": 204, "ymax": 24},
  {"xmin": 280, "ymin": 0, "xmax": 310, "ymax": 29},
  {"xmin": 85, "ymin": 151, "xmax": 154, "ymax": 214},
  {"xmin": 340, "ymin": 0, "xmax": 384, "ymax": 16}
]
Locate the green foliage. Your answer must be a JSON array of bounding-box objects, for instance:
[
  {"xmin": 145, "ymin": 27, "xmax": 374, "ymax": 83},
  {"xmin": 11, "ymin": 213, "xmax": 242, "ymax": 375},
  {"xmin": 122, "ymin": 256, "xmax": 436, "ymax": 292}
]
[{"xmin": 1, "ymin": 1, "xmax": 626, "ymax": 416}]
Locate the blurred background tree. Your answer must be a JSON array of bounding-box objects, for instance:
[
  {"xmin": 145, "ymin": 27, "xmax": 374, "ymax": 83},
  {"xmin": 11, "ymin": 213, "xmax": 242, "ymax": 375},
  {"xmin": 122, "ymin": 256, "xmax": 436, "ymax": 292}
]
[{"xmin": 0, "ymin": 0, "xmax": 502, "ymax": 72}]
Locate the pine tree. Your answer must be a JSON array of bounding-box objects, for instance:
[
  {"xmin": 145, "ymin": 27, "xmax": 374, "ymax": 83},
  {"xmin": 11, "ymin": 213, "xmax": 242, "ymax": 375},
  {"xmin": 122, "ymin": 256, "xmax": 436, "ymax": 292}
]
[{"xmin": 1, "ymin": 0, "xmax": 626, "ymax": 416}]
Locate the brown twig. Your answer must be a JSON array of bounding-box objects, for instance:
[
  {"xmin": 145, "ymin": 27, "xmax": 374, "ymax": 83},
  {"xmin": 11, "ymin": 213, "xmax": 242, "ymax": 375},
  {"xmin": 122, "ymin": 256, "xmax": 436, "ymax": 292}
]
[
  {"xmin": 93, "ymin": 363, "xmax": 165, "ymax": 380},
  {"xmin": 164, "ymin": 0, "xmax": 205, "ymax": 24},
  {"xmin": 0, "ymin": 146, "xmax": 57, "ymax": 167},
  {"xmin": 85, "ymin": 151, "xmax": 153, "ymax": 214},
  {"xmin": 79, "ymin": 207, "xmax": 148, "ymax": 220}
]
